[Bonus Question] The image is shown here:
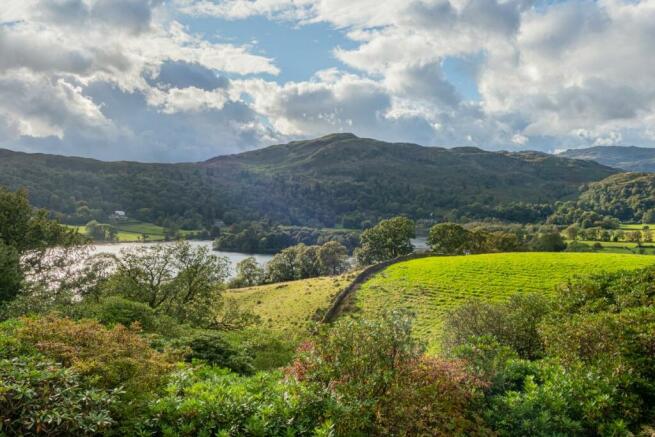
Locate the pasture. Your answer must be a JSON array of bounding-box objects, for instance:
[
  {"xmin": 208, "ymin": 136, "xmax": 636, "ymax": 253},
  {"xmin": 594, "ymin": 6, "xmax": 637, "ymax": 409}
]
[
  {"xmin": 225, "ymin": 273, "xmax": 355, "ymax": 334},
  {"xmin": 354, "ymin": 253, "xmax": 655, "ymax": 351},
  {"xmin": 66, "ymin": 220, "xmax": 199, "ymax": 242}
]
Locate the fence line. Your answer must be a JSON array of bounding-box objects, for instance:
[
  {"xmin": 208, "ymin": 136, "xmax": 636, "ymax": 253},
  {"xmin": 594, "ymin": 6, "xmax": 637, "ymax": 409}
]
[{"xmin": 322, "ymin": 252, "xmax": 434, "ymax": 323}]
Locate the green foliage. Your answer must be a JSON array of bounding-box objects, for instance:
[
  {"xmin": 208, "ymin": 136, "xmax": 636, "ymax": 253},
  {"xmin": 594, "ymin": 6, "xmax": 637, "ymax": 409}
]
[
  {"xmin": 530, "ymin": 232, "xmax": 567, "ymax": 252},
  {"xmin": 443, "ymin": 293, "xmax": 552, "ymax": 359},
  {"xmin": 428, "ymin": 223, "xmax": 473, "ymax": 254},
  {"xmin": 0, "ymin": 355, "xmax": 117, "ymax": 436},
  {"xmin": 355, "ymin": 216, "xmax": 415, "ymax": 265},
  {"xmin": 549, "ymin": 173, "xmax": 655, "ymax": 226},
  {"xmin": 88, "ymin": 296, "xmax": 160, "ymax": 332},
  {"xmin": 0, "ymin": 241, "xmax": 22, "ymax": 303},
  {"xmin": 427, "ymin": 223, "xmax": 525, "ymax": 255},
  {"xmin": 265, "ymin": 241, "xmax": 349, "ymax": 283},
  {"xmin": 145, "ymin": 366, "xmax": 327, "ymax": 436},
  {"xmin": 182, "ymin": 332, "xmax": 255, "ymax": 375},
  {"xmin": 230, "ymin": 256, "xmax": 265, "ymax": 288},
  {"xmin": 484, "ymin": 360, "xmax": 638, "ymax": 436},
  {"xmin": 109, "ymin": 241, "xmax": 231, "ymax": 327},
  {"xmin": 12, "ymin": 315, "xmax": 178, "ymax": 399},
  {"xmin": 289, "ymin": 310, "xmax": 487, "ymax": 435},
  {"xmin": 215, "ymin": 222, "xmax": 360, "ymax": 254}
]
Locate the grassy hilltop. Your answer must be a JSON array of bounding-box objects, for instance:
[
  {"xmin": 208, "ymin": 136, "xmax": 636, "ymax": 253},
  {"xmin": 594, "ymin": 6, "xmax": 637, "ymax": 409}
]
[{"xmin": 353, "ymin": 252, "xmax": 655, "ymax": 351}]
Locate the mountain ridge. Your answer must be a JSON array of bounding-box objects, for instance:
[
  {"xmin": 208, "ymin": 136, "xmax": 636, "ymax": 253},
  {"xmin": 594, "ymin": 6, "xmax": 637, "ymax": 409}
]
[
  {"xmin": 558, "ymin": 145, "xmax": 655, "ymax": 172},
  {"xmin": 0, "ymin": 134, "xmax": 618, "ymax": 227}
]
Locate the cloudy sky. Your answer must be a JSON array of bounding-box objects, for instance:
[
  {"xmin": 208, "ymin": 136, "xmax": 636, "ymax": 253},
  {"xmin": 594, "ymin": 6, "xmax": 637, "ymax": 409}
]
[{"xmin": 1, "ymin": 0, "xmax": 655, "ymax": 162}]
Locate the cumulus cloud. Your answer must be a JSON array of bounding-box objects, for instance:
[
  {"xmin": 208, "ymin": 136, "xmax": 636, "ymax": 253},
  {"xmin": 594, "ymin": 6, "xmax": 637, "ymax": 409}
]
[{"xmin": 2, "ymin": 0, "xmax": 655, "ymax": 161}]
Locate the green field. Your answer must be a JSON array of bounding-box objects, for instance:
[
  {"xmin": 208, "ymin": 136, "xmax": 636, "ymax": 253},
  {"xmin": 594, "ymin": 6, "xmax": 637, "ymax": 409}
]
[
  {"xmin": 621, "ymin": 223, "xmax": 655, "ymax": 230},
  {"xmin": 225, "ymin": 274, "xmax": 355, "ymax": 334},
  {"xmin": 354, "ymin": 253, "xmax": 655, "ymax": 351},
  {"xmin": 67, "ymin": 220, "xmax": 199, "ymax": 242}
]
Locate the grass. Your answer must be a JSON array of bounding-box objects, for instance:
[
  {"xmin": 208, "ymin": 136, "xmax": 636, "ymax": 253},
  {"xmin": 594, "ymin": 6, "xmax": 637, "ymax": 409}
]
[
  {"xmin": 225, "ymin": 273, "xmax": 356, "ymax": 334},
  {"xmin": 354, "ymin": 253, "xmax": 655, "ymax": 351},
  {"xmin": 66, "ymin": 220, "xmax": 199, "ymax": 242},
  {"xmin": 621, "ymin": 223, "xmax": 655, "ymax": 230}
]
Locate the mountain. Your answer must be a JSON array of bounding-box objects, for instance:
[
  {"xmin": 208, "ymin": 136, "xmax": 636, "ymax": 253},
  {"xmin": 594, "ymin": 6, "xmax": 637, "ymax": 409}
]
[
  {"xmin": 558, "ymin": 146, "xmax": 655, "ymax": 172},
  {"xmin": 0, "ymin": 134, "xmax": 618, "ymax": 228}
]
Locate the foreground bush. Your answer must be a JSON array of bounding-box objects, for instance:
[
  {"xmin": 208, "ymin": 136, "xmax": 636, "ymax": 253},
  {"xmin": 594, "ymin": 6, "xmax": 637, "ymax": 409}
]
[
  {"xmin": 443, "ymin": 293, "xmax": 552, "ymax": 360},
  {"xmin": 288, "ymin": 311, "xmax": 489, "ymax": 436},
  {"xmin": 14, "ymin": 315, "xmax": 178, "ymax": 396},
  {"xmin": 0, "ymin": 355, "xmax": 117, "ymax": 436},
  {"xmin": 145, "ymin": 366, "xmax": 328, "ymax": 436}
]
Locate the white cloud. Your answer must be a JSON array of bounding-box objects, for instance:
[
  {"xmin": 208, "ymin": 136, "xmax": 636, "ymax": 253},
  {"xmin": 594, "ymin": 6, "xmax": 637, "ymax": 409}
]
[{"xmin": 3, "ymin": 0, "xmax": 655, "ymax": 161}]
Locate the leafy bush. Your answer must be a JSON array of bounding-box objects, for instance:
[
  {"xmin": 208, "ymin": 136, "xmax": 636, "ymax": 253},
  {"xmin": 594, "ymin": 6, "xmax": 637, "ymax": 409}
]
[
  {"xmin": 288, "ymin": 311, "xmax": 488, "ymax": 435},
  {"xmin": 145, "ymin": 366, "xmax": 329, "ymax": 436},
  {"xmin": 12, "ymin": 315, "xmax": 179, "ymax": 400},
  {"xmin": 90, "ymin": 296, "xmax": 160, "ymax": 331},
  {"xmin": 0, "ymin": 355, "xmax": 118, "ymax": 436},
  {"xmin": 443, "ymin": 293, "xmax": 552, "ymax": 359},
  {"xmin": 182, "ymin": 332, "xmax": 255, "ymax": 375},
  {"xmin": 485, "ymin": 360, "xmax": 639, "ymax": 436}
]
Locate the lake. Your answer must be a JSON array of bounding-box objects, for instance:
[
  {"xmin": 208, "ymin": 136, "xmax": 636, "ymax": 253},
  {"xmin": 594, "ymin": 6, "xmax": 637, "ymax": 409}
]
[
  {"xmin": 88, "ymin": 241, "xmax": 274, "ymax": 277},
  {"xmin": 87, "ymin": 237, "xmax": 429, "ymax": 277}
]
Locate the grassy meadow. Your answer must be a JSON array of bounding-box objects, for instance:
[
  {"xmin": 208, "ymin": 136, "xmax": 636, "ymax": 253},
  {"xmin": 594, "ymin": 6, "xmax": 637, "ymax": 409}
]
[
  {"xmin": 225, "ymin": 273, "xmax": 356, "ymax": 334},
  {"xmin": 354, "ymin": 252, "xmax": 655, "ymax": 351},
  {"xmin": 67, "ymin": 220, "xmax": 199, "ymax": 242}
]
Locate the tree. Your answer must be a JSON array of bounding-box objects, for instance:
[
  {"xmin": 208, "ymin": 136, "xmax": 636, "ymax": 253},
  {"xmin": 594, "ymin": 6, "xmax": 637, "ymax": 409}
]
[
  {"xmin": 0, "ymin": 187, "xmax": 85, "ymax": 304},
  {"xmin": 355, "ymin": 216, "xmax": 415, "ymax": 265},
  {"xmin": 295, "ymin": 244, "xmax": 322, "ymax": 279},
  {"xmin": 266, "ymin": 246, "xmax": 297, "ymax": 283},
  {"xmin": 642, "ymin": 209, "xmax": 655, "ymax": 224},
  {"xmin": 0, "ymin": 242, "xmax": 22, "ymax": 303},
  {"xmin": 563, "ymin": 224, "xmax": 579, "ymax": 241},
  {"xmin": 531, "ymin": 232, "xmax": 566, "ymax": 252},
  {"xmin": 318, "ymin": 241, "xmax": 349, "ymax": 275},
  {"xmin": 231, "ymin": 257, "xmax": 265, "ymax": 288},
  {"xmin": 110, "ymin": 241, "xmax": 230, "ymax": 325},
  {"xmin": 428, "ymin": 223, "xmax": 471, "ymax": 255}
]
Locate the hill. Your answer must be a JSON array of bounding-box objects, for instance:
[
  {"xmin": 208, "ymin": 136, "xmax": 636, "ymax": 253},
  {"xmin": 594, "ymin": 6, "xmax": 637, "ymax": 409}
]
[
  {"xmin": 224, "ymin": 273, "xmax": 354, "ymax": 333},
  {"xmin": 548, "ymin": 172, "xmax": 655, "ymax": 225},
  {"xmin": 559, "ymin": 145, "xmax": 655, "ymax": 172},
  {"xmin": 0, "ymin": 134, "xmax": 618, "ymax": 227},
  {"xmin": 351, "ymin": 253, "xmax": 655, "ymax": 351}
]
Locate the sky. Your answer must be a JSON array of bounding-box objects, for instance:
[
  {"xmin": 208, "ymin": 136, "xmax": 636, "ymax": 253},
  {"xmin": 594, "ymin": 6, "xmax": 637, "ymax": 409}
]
[{"xmin": 1, "ymin": 0, "xmax": 655, "ymax": 162}]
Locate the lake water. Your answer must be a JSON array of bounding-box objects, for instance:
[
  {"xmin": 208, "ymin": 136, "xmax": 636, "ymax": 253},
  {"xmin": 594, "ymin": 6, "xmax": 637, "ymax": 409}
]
[
  {"xmin": 88, "ymin": 241, "xmax": 274, "ymax": 277},
  {"xmin": 87, "ymin": 237, "xmax": 429, "ymax": 277}
]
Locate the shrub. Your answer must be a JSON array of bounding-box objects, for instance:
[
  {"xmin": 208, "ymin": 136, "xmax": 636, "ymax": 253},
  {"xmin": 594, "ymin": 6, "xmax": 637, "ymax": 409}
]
[
  {"xmin": 13, "ymin": 315, "xmax": 178, "ymax": 399},
  {"xmin": 443, "ymin": 293, "xmax": 552, "ymax": 359},
  {"xmin": 0, "ymin": 355, "xmax": 117, "ymax": 436},
  {"xmin": 91, "ymin": 296, "xmax": 159, "ymax": 331},
  {"xmin": 485, "ymin": 360, "xmax": 639, "ymax": 436},
  {"xmin": 145, "ymin": 366, "xmax": 328, "ymax": 436},
  {"xmin": 288, "ymin": 311, "xmax": 488, "ymax": 435},
  {"xmin": 181, "ymin": 332, "xmax": 255, "ymax": 375},
  {"xmin": 555, "ymin": 266, "xmax": 655, "ymax": 315}
]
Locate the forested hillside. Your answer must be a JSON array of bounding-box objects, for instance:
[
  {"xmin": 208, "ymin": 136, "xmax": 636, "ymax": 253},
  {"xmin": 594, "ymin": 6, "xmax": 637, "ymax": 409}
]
[
  {"xmin": 0, "ymin": 134, "xmax": 617, "ymax": 227},
  {"xmin": 548, "ymin": 172, "xmax": 655, "ymax": 226},
  {"xmin": 560, "ymin": 145, "xmax": 655, "ymax": 172}
]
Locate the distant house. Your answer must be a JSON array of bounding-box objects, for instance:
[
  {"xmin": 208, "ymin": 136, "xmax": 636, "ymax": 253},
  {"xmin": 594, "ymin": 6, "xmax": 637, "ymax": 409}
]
[{"xmin": 110, "ymin": 210, "xmax": 128, "ymax": 221}]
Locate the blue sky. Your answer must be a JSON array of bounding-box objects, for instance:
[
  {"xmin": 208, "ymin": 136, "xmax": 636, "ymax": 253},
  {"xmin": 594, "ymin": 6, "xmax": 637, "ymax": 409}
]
[{"xmin": 0, "ymin": 0, "xmax": 654, "ymax": 161}]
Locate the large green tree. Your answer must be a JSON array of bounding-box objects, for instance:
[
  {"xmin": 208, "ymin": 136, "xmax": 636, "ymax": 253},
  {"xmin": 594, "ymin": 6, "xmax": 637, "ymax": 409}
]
[
  {"xmin": 109, "ymin": 241, "xmax": 230, "ymax": 326},
  {"xmin": 355, "ymin": 216, "xmax": 415, "ymax": 265},
  {"xmin": 0, "ymin": 187, "xmax": 84, "ymax": 304}
]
